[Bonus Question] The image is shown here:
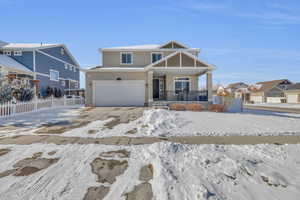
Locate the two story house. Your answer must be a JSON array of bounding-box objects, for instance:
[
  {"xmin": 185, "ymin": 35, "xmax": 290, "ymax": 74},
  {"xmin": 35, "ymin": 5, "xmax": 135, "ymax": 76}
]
[
  {"xmin": 0, "ymin": 40, "xmax": 80, "ymax": 96},
  {"xmin": 85, "ymin": 41, "xmax": 215, "ymax": 106},
  {"xmin": 249, "ymin": 79, "xmax": 292, "ymax": 103}
]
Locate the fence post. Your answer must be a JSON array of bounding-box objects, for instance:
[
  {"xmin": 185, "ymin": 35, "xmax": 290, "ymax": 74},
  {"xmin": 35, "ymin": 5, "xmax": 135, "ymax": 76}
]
[
  {"xmin": 64, "ymin": 96, "xmax": 67, "ymax": 106},
  {"xmin": 34, "ymin": 96, "xmax": 38, "ymax": 111},
  {"xmin": 13, "ymin": 100, "xmax": 16, "ymax": 115}
]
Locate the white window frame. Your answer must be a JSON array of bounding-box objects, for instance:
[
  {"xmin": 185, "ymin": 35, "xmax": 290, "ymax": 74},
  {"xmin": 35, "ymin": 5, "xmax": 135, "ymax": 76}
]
[
  {"xmin": 74, "ymin": 81, "xmax": 79, "ymax": 88},
  {"xmin": 173, "ymin": 77, "xmax": 191, "ymax": 94},
  {"xmin": 49, "ymin": 69, "xmax": 59, "ymax": 82},
  {"xmin": 13, "ymin": 51, "xmax": 22, "ymax": 56},
  {"xmin": 61, "ymin": 80, "xmax": 66, "ymax": 87},
  {"xmin": 69, "ymin": 65, "xmax": 73, "ymax": 71},
  {"xmin": 120, "ymin": 52, "xmax": 133, "ymax": 65},
  {"xmin": 64, "ymin": 63, "xmax": 68, "ymax": 69},
  {"xmin": 151, "ymin": 52, "xmax": 163, "ymax": 63},
  {"xmin": 4, "ymin": 51, "xmax": 11, "ymax": 56},
  {"xmin": 74, "ymin": 67, "xmax": 77, "ymax": 72},
  {"xmin": 61, "ymin": 48, "xmax": 65, "ymax": 55}
]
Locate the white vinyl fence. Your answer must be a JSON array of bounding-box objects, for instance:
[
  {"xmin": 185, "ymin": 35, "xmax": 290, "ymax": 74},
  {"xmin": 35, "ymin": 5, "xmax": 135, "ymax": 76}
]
[{"xmin": 0, "ymin": 96, "xmax": 84, "ymax": 119}]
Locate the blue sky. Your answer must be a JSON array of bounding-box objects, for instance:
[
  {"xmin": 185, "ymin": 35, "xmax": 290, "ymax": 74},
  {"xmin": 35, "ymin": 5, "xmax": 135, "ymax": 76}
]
[{"xmin": 1, "ymin": 0, "xmax": 300, "ymax": 87}]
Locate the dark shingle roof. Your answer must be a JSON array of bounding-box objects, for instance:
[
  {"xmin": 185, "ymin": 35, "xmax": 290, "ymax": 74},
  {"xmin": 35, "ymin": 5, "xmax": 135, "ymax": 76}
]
[
  {"xmin": 286, "ymin": 83, "xmax": 300, "ymax": 90},
  {"xmin": 251, "ymin": 79, "xmax": 291, "ymax": 92}
]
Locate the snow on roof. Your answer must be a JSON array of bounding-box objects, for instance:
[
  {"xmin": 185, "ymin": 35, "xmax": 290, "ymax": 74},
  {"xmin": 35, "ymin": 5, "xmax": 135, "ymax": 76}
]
[
  {"xmin": 0, "ymin": 54, "xmax": 33, "ymax": 73},
  {"xmin": 1, "ymin": 43, "xmax": 59, "ymax": 49},
  {"xmin": 0, "ymin": 40, "xmax": 8, "ymax": 47},
  {"xmin": 102, "ymin": 44, "xmax": 161, "ymax": 50}
]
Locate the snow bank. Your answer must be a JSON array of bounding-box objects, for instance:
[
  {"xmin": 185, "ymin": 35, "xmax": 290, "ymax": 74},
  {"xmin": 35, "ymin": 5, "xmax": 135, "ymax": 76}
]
[
  {"xmin": 141, "ymin": 109, "xmax": 183, "ymax": 136},
  {"xmin": 1, "ymin": 143, "xmax": 300, "ymax": 200}
]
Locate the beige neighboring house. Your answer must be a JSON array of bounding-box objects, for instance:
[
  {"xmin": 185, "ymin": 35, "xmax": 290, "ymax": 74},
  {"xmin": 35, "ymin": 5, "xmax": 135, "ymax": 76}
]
[
  {"xmin": 85, "ymin": 41, "xmax": 215, "ymax": 106},
  {"xmin": 249, "ymin": 79, "xmax": 292, "ymax": 103},
  {"xmin": 284, "ymin": 83, "xmax": 300, "ymax": 103}
]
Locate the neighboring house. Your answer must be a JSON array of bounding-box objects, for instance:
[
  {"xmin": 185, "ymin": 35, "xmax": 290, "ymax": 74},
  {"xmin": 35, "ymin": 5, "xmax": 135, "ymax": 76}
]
[
  {"xmin": 85, "ymin": 41, "xmax": 215, "ymax": 106},
  {"xmin": 0, "ymin": 40, "xmax": 80, "ymax": 96},
  {"xmin": 284, "ymin": 83, "xmax": 300, "ymax": 103},
  {"xmin": 226, "ymin": 82, "xmax": 249, "ymax": 101},
  {"xmin": 249, "ymin": 79, "xmax": 292, "ymax": 103}
]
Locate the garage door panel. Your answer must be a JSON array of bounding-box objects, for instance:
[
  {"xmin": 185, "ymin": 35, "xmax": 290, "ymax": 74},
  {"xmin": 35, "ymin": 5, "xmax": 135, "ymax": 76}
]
[
  {"xmin": 93, "ymin": 80, "xmax": 145, "ymax": 106},
  {"xmin": 250, "ymin": 96, "xmax": 263, "ymax": 103},
  {"xmin": 287, "ymin": 94, "xmax": 298, "ymax": 103}
]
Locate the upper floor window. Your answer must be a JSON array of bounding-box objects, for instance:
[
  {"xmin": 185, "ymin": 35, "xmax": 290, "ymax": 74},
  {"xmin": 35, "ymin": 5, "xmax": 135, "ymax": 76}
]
[
  {"xmin": 69, "ymin": 65, "xmax": 73, "ymax": 71},
  {"xmin": 4, "ymin": 51, "xmax": 11, "ymax": 56},
  {"xmin": 50, "ymin": 69, "xmax": 59, "ymax": 81},
  {"xmin": 61, "ymin": 80, "xmax": 66, "ymax": 87},
  {"xmin": 151, "ymin": 53, "xmax": 162, "ymax": 63},
  {"xmin": 74, "ymin": 81, "xmax": 79, "ymax": 88},
  {"xmin": 64, "ymin": 63, "xmax": 68, "ymax": 69},
  {"xmin": 120, "ymin": 52, "xmax": 132, "ymax": 64},
  {"xmin": 14, "ymin": 51, "xmax": 22, "ymax": 56},
  {"xmin": 61, "ymin": 48, "xmax": 65, "ymax": 55},
  {"xmin": 74, "ymin": 67, "xmax": 77, "ymax": 72}
]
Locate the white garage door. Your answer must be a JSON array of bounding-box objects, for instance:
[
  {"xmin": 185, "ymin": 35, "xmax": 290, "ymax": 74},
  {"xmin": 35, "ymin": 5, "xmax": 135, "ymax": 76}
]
[
  {"xmin": 93, "ymin": 80, "xmax": 145, "ymax": 106},
  {"xmin": 287, "ymin": 94, "xmax": 298, "ymax": 103},
  {"xmin": 267, "ymin": 97, "xmax": 282, "ymax": 103},
  {"xmin": 250, "ymin": 96, "xmax": 263, "ymax": 103}
]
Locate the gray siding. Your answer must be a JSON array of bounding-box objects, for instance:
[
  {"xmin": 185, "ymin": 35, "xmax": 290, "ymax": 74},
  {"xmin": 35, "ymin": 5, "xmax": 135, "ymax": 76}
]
[
  {"xmin": 10, "ymin": 51, "xmax": 34, "ymax": 71},
  {"xmin": 40, "ymin": 46, "xmax": 76, "ymax": 65},
  {"xmin": 35, "ymin": 51, "xmax": 79, "ymax": 81},
  {"xmin": 37, "ymin": 74, "xmax": 65, "ymax": 96}
]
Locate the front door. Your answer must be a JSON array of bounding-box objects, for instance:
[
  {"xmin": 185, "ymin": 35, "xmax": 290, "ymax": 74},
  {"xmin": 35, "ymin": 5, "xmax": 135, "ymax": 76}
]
[{"xmin": 153, "ymin": 79, "xmax": 159, "ymax": 99}]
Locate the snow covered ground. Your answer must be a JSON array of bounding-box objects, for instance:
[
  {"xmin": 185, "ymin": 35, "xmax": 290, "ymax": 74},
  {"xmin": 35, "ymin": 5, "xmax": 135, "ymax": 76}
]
[
  {"xmin": 1, "ymin": 142, "xmax": 300, "ymax": 200},
  {"xmin": 0, "ymin": 105, "xmax": 83, "ymax": 128},
  {"xmin": 62, "ymin": 109, "xmax": 300, "ymax": 138},
  {"xmin": 2, "ymin": 107, "xmax": 300, "ymax": 138}
]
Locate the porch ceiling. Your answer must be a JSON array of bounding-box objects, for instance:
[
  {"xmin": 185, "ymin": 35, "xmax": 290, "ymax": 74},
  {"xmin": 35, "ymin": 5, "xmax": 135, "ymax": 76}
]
[{"xmin": 153, "ymin": 68, "xmax": 208, "ymax": 76}]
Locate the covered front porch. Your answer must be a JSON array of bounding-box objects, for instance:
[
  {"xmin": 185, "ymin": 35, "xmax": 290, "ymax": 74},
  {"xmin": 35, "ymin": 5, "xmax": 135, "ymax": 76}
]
[{"xmin": 147, "ymin": 68, "xmax": 213, "ymax": 105}]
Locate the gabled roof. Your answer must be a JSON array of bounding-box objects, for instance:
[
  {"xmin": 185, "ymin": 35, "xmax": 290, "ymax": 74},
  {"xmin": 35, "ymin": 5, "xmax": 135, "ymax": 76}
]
[
  {"xmin": 0, "ymin": 55, "xmax": 33, "ymax": 74},
  {"xmin": 0, "ymin": 40, "xmax": 8, "ymax": 47},
  {"xmin": 0, "ymin": 43, "xmax": 59, "ymax": 49},
  {"xmin": 159, "ymin": 40, "xmax": 189, "ymax": 49},
  {"xmin": 251, "ymin": 79, "xmax": 291, "ymax": 93},
  {"xmin": 227, "ymin": 82, "xmax": 248, "ymax": 89},
  {"xmin": 286, "ymin": 83, "xmax": 300, "ymax": 90},
  {"xmin": 101, "ymin": 44, "xmax": 160, "ymax": 50},
  {"xmin": 145, "ymin": 50, "xmax": 215, "ymax": 70},
  {"xmin": 101, "ymin": 41, "xmax": 200, "ymax": 51},
  {"xmin": 0, "ymin": 42, "xmax": 80, "ymax": 67}
]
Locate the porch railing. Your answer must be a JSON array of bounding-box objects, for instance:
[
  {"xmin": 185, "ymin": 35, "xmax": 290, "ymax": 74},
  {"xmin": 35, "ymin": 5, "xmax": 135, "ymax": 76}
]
[{"xmin": 155, "ymin": 90, "xmax": 208, "ymax": 101}]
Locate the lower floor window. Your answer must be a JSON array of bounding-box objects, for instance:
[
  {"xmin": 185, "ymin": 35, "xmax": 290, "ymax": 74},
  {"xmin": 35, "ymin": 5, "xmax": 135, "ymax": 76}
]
[
  {"xmin": 174, "ymin": 77, "xmax": 190, "ymax": 94},
  {"xmin": 50, "ymin": 70, "xmax": 59, "ymax": 81}
]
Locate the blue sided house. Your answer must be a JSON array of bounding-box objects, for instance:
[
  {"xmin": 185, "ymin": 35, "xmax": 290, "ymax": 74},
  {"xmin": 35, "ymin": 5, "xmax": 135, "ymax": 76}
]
[{"xmin": 0, "ymin": 40, "xmax": 80, "ymax": 97}]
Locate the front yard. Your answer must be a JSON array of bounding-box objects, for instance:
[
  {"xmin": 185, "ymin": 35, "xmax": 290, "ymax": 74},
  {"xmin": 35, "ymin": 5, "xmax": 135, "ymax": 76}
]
[{"xmin": 1, "ymin": 106, "xmax": 300, "ymax": 199}]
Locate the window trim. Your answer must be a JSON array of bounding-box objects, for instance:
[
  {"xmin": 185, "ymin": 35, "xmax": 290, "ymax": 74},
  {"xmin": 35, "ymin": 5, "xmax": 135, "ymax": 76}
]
[
  {"xmin": 4, "ymin": 51, "xmax": 11, "ymax": 56},
  {"xmin": 173, "ymin": 77, "xmax": 191, "ymax": 94},
  {"xmin": 120, "ymin": 52, "xmax": 133, "ymax": 65},
  {"xmin": 13, "ymin": 51, "xmax": 22, "ymax": 56},
  {"xmin": 49, "ymin": 69, "xmax": 60, "ymax": 82},
  {"xmin": 151, "ymin": 52, "xmax": 163, "ymax": 63}
]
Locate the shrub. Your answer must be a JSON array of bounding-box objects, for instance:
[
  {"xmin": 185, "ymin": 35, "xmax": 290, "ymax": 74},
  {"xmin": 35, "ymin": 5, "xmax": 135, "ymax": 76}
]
[
  {"xmin": 208, "ymin": 104, "xmax": 225, "ymax": 112},
  {"xmin": 186, "ymin": 103, "xmax": 205, "ymax": 111},
  {"xmin": 169, "ymin": 104, "xmax": 186, "ymax": 111}
]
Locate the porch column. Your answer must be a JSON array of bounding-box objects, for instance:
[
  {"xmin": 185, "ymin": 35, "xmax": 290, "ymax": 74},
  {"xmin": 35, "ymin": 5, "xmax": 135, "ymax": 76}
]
[
  {"xmin": 206, "ymin": 71, "xmax": 213, "ymax": 103},
  {"xmin": 148, "ymin": 70, "xmax": 153, "ymax": 106}
]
